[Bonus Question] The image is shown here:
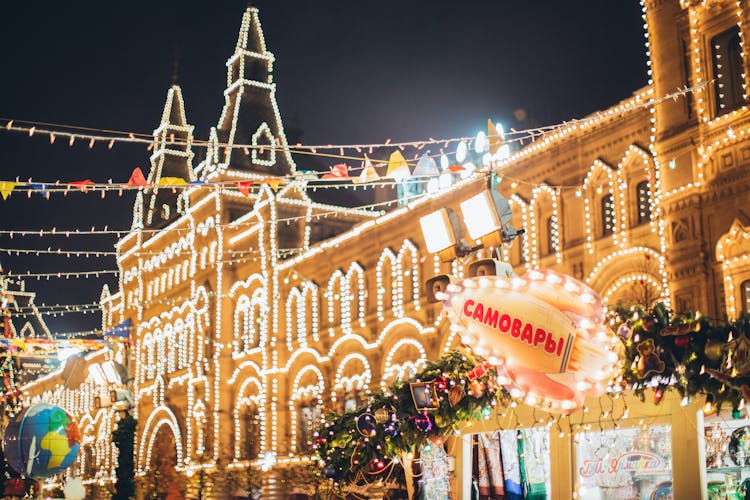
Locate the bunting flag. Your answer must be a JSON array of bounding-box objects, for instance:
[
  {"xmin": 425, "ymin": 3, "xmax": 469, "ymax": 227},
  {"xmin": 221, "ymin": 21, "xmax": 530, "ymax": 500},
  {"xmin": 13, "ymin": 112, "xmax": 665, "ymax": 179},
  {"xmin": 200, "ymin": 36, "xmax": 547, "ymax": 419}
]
[
  {"xmin": 411, "ymin": 153, "xmax": 439, "ymax": 177},
  {"xmin": 386, "ymin": 151, "xmax": 410, "ymax": 181},
  {"xmin": 321, "ymin": 163, "xmax": 349, "ymax": 179},
  {"xmin": 448, "ymin": 164, "xmax": 466, "ymax": 173},
  {"xmin": 28, "ymin": 183, "xmax": 49, "ymax": 197},
  {"xmin": 126, "ymin": 168, "xmax": 148, "ymax": 187},
  {"xmin": 158, "ymin": 177, "xmax": 186, "ymax": 186},
  {"xmin": 70, "ymin": 179, "xmax": 94, "ymax": 192},
  {"xmin": 296, "ymin": 170, "xmax": 319, "ymax": 181},
  {"xmin": 488, "ymin": 119, "xmax": 504, "ymax": 155},
  {"xmin": 353, "ymin": 157, "xmax": 380, "ymax": 183},
  {"xmin": 263, "ymin": 179, "xmax": 283, "ymax": 192},
  {"xmin": 0, "ymin": 181, "xmax": 18, "ymax": 200},
  {"xmin": 235, "ymin": 181, "xmax": 253, "ymax": 197}
]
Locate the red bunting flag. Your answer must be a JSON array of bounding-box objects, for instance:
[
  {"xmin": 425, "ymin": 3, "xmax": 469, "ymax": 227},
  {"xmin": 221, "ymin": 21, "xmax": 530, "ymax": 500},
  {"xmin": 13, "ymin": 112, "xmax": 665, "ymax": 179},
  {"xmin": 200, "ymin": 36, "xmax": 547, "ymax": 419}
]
[
  {"xmin": 69, "ymin": 180, "xmax": 94, "ymax": 192},
  {"xmin": 127, "ymin": 168, "xmax": 148, "ymax": 187},
  {"xmin": 321, "ymin": 163, "xmax": 349, "ymax": 179},
  {"xmin": 235, "ymin": 181, "xmax": 253, "ymax": 197},
  {"xmin": 447, "ymin": 164, "xmax": 465, "ymax": 173}
]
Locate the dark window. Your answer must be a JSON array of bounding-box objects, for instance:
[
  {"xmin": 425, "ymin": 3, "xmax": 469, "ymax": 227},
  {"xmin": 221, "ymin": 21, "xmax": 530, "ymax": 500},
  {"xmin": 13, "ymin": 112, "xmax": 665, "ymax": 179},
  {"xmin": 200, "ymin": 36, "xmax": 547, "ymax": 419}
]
[
  {"xmin": 601, "ymin": 194, "xmax": 615, "ymax": 236},
  {"xmin": 546, "ymin": 216, "xmax": 558, "ymax": 255},
  {"xmin": 682, "ymin": 37, "xmax": 695, "ymax": 119},
  {"xmin": 636, "ymin": 181, "xmax": 652, "ymax": 225},
  {"xmin": 712, "ymin": 27, "xmax": 745, "ymax": 116},
  {"xmin": 742, "ymin": 280, "xmax": 750, "ymax": 314}
]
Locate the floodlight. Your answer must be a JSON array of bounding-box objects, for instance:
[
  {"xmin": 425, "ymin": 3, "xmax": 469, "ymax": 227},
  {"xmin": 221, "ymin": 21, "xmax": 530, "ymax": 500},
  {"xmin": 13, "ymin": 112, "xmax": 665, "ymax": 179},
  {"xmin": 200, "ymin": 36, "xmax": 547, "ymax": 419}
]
[{"xmin": 419, "ymin": 208, "xmax": 468, "ymax": 262}]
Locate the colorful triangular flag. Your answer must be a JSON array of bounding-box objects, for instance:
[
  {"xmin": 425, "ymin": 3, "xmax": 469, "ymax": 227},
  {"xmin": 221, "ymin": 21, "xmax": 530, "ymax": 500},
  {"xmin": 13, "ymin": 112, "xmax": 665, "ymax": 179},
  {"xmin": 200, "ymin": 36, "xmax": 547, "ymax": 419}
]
[
  {"xmin": 411, "ymin": 154, "xmax": 439, "ymax": 177},
  {"xmin": 127, "ymin": 168, "xmax": 148, "ymax": 187},
  {"xmin": 70, "ymin": 179, "xmax": 94, "ymax": 192},
  {"xmin": 28, "ymin": 183, "xmax": 48, "ymax": 197},
  {"xmin": 158, "ymin": 177, "xmax": 187, "ymax": 186},
  {"xmin": 386, "ymin": 151, "xmax": 410, "ymax": 181},
  {"xmin": 263, "ymin": 179, "xmax": 283, "ymax": 192},
  {"xmin": 0, "ymin": 181, "xmax": 18, "ymax": 200},
  {"xmin": 235, "ymin": 181, "xmax": 253, "ymax": 197},
  {"xmin": 296, "ymin": 170, "xmax": 319, "ymax": 181},
  {"xmin": 354, "ymin": 157, "xmax": 380, "ymax": 183},
  {"xmin": 321, "ymin": 163, "xmax": 349, "ymax": 179}
]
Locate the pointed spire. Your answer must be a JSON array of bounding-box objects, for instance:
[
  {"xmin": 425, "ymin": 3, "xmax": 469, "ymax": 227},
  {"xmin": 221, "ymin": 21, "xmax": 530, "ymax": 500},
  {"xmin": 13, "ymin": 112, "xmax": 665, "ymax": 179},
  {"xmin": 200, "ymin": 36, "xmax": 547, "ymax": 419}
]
[
  {"xmin": 139, "ymin": 85, "xmax": 196, "ymax": 230},
  {"xmin": 234, "ymin": 5, "xmax": 267, "ymax": 56},
  {"xmin": 159, "ymin": 85, "xmax": 188, "ymax": 130},
  {"xmin": 212, "ymin": 5, "xmax": 296, "ymax": 177}
]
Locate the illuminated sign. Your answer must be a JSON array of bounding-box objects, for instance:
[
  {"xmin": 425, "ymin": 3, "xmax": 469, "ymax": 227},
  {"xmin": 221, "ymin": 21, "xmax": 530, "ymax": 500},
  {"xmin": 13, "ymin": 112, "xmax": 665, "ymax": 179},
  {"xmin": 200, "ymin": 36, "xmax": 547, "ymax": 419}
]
[{"xmin": 440, "ymin": 269, "xmax": 619, "ymax": 413}]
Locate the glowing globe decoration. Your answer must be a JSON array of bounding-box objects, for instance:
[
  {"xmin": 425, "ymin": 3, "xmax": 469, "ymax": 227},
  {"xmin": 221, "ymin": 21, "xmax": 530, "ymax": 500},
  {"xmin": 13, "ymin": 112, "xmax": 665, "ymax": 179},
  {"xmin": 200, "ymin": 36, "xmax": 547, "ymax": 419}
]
[{"xmin": 3, "ymin": 403, "xmax": 81, "ymax": 479}]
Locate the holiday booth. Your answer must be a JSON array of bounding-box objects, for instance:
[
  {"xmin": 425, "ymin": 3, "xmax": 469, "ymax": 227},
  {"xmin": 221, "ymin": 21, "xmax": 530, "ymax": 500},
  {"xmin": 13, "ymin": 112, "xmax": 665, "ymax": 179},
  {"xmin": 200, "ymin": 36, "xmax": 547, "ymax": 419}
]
[{"xmin": 316, "ymin": 268, "xmax": 750, "ymax": 499}]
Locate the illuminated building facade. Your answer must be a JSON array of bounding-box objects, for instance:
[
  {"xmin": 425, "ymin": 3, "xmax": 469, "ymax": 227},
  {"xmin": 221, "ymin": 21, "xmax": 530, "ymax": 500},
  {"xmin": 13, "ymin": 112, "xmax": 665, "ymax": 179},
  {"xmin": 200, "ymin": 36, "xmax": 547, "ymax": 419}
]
[{"xmin": 21, "ymin": 0, "xmax": 750, "ymax": 498}]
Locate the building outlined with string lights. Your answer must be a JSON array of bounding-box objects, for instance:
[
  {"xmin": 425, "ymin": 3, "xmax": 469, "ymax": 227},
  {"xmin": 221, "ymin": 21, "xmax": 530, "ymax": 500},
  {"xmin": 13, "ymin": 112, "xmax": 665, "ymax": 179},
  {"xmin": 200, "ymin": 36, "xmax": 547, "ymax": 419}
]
[{"xmin": 15, "ymin": 0, "xmax": 750, "ymax": 497}]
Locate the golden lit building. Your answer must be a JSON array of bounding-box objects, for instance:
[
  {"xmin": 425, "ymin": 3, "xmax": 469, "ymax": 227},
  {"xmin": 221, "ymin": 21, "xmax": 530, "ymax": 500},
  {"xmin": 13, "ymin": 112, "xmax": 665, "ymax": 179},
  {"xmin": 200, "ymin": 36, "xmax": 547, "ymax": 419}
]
[{"xmin": 22, "ymin": 0, "xmax": 750, "ymax": 498}]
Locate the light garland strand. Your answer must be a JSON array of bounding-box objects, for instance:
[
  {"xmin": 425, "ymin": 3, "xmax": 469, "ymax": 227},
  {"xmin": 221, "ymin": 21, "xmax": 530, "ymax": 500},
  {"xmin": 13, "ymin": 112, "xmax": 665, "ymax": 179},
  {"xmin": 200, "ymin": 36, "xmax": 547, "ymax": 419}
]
[{"xmin": 0, "ymin": 83, "xmax": 707, "ymax": 157}]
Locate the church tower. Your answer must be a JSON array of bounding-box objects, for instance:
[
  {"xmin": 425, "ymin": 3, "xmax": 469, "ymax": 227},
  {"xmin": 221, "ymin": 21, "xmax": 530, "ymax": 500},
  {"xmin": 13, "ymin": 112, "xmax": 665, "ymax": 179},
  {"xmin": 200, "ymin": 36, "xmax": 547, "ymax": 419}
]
[
  {"xmin": 135, "ymin": 85, "xmax": 195, "ymax": 230},
  {"xmin": 208, "ymin": 5, "xmax": 296, "ymax": 178}
]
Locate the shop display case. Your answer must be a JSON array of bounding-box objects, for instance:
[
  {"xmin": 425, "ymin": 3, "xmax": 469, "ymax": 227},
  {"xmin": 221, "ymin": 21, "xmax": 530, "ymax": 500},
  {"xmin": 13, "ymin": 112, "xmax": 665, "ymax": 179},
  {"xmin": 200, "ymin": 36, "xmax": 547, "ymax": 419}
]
[
  {"xmin": 704, "ymin": 412, "xmax": 750, "ymax": 500},
  {"xmin": 574, "ymin": 425, "xmax": 673, "ymax": 500}
]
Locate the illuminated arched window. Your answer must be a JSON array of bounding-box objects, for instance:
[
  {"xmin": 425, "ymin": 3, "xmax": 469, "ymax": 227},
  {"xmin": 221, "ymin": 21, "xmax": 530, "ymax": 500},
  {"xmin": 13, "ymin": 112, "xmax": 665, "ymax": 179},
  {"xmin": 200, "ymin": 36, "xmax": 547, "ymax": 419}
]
[
  {"xmin": 242, "ymin": 401, "xmax": 261, "ymax": 460},
  {"xmin": 546, "ymin": 216, "xmax": 559, "ymax": 256},
  {"xmin": 636, "ymin": 180, "xmax": 651, "ymax": 225},
  {"xmin": 742, "ymin": 280, "xmax": 750, "ymax": 314},
  {"xmin": 601, "ymin": 194, "xmax": 615, "ymax": 236},
  {"xmin": 712, "ymin": 26, "xmax": 744, "ymax": 116}
]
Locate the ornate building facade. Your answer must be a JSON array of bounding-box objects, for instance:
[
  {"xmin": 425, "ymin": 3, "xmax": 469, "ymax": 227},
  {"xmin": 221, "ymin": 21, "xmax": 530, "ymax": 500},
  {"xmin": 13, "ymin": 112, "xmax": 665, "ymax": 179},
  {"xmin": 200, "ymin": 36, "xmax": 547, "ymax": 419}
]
[{"xmin": 18, "ymin": 0, "xmax": 750, "ymax": 498}]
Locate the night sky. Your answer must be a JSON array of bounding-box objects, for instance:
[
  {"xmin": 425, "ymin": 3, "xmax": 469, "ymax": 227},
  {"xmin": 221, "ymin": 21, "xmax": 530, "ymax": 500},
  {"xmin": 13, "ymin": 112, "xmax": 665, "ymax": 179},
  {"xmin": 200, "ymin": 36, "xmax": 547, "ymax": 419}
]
[{"xmin": 0, "ymin": 1, "xmax": 647, "ymax": 335}]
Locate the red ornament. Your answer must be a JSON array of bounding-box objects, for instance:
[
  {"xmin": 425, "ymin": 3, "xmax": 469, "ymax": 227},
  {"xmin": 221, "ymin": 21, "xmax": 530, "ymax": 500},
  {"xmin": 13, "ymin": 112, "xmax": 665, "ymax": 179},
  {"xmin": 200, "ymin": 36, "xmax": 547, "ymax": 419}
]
[
  {"xmin": 468, "ymin": 362, "xmax": 492, "ymax": 381},
  {"xmin": 674, "ymin": 336, "xmax": 690, "ymax": 349},
  {"xmin": 653, "ymin": 389, "xmax": 664, "ymax": 404},
  {"xmin": 434, "ymin": 376, "xmax": 448, "ymax": 392}
]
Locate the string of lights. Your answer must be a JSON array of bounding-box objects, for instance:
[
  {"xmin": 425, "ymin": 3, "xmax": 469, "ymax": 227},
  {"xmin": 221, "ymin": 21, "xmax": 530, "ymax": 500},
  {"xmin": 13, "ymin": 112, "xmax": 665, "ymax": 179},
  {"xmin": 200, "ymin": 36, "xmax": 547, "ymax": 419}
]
[{"xmin": 0, "ymin": 83, "xmax": 706, "ymax": 158}]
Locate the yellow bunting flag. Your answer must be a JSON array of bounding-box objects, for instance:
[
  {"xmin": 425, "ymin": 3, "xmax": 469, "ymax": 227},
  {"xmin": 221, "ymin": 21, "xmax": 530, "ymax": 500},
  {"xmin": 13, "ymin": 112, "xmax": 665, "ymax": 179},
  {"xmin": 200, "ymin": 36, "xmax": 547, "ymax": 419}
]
[
  {"xmin": 386, "ymin": 150, "xmax": 410, "ymax": 181},
  {"xmin": 264, "ymin": 179, "xmax": 283, "ymax": 192},
  {"xmin": 0, "ymin": 181, "xmax": 18, "ymax": 200},
  {"xmin": 158, "ymin": 177, "xmax": 187, "ymax": 186}
]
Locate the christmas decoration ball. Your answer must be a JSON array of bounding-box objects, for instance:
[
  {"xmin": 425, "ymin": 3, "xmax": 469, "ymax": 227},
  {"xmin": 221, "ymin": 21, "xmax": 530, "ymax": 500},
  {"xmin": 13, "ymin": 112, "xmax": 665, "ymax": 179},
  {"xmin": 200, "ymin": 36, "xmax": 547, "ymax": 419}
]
[
  {"xmin": 3, "ymin": 402, "xmax": 81, "ymax": 479},
  {"xmin": 373, "ymin": 407, "xmax": 390, "ymax": 425},
  {"xmin": 468, "ymin": 379, "xmax": 486, "ymax": 398},
  {"xmin": 704, "ymin": 339, "xmax": 724, "ymax": 362}
]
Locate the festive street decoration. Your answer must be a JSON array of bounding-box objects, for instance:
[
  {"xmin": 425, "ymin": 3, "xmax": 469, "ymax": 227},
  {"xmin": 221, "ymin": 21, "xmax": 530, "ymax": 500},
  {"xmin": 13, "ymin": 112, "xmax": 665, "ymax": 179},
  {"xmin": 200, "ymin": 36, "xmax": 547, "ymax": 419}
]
[
  {"xmin": 615, "ymin": 303, "xmax": 750, "ymax": 410},
  {"xmin": 438, "ymin": 268, "xmax": 620, "ymax": 413},
  {"xmin": 316, "ymin": 349, "xmax": 499, "ymax": 491},
  {"xmin": 3, "ymin": 402, "xmax": 80, "ymax": 479}
]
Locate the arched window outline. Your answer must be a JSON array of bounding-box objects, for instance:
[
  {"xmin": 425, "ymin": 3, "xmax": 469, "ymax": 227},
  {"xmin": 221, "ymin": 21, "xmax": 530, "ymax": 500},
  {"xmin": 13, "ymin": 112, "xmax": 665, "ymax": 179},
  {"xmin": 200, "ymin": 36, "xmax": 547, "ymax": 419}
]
[
  {"xmin": 742, "ymin": 279, "xmax": 750, "ymax": 314},
  {"xmin": 376, "ymin": 249, "xmax": 397, "ymax": 322},
  {"xmin": 636, "ymin": 180, "xmax": 652, "ymax": 225},
  {"xmin": 712, "ymin": 26, "xmax": 745, "ymax": 116},
  {"xmin": 601, "ymin": 193, "xmax": 615, "ymax": 237},
  {"xmin": 396, "ymin": 241, "xmax": 419, "ymax": 317},
  {"xmin": 333, "ymin": 353, "xmax": 372, "ymax": 413}
]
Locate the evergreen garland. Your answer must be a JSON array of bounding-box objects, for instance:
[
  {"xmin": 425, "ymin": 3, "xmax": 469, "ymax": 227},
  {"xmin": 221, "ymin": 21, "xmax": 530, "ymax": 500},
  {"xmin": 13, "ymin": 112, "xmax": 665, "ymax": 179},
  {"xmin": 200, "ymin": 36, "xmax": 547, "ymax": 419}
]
[
  {"xmin": 316, "ymin": 348, "xmax": 501, "ymax": 489},
  {"xmin": 112, "ymin": 413, "xmax": 136, "ymax": 500},
  {"xmin": 615, "ymin": 302, "xmax": 750, "ymax": 411}
]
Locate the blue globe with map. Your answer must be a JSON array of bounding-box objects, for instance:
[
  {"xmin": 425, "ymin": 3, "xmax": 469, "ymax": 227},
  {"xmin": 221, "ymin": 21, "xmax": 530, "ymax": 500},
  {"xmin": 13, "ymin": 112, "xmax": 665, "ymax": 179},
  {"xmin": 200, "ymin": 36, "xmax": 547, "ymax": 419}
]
[{"xmin": 3, "ymin": 402, "xmax": 81, "ymax": 479}]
